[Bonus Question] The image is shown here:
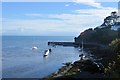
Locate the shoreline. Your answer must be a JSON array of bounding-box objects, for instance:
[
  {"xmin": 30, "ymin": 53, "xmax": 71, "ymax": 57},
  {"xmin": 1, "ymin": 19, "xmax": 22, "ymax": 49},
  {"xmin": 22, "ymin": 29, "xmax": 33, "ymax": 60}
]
[{"xmin": 43, "ymin": 45, "xmax": 114, "ymax": 79}]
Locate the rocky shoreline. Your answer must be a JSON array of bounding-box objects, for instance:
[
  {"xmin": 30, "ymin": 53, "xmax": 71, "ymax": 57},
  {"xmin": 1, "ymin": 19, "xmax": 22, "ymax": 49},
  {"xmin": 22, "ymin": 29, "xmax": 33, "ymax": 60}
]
[{"xmin": 43, "ymin": 45, "xmax": 115, "ymax": 79}]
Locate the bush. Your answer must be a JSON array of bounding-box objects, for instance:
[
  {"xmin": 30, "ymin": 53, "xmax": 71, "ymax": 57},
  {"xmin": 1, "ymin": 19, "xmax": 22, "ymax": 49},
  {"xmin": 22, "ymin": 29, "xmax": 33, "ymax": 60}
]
[
  {"xmin": 109, "ymin": 38, "xmax": 120, "ymax": 54},
  {"xmin": 105, "ymin": 39, "xmax": 120, "ymax": 78}
]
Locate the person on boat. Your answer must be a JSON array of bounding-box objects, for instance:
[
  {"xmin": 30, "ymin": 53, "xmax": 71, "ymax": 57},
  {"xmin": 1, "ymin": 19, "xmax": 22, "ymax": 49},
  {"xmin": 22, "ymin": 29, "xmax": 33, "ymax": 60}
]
[{"xmin": 49, "ymin": 48, "xmax": 52, "ymax": 52}]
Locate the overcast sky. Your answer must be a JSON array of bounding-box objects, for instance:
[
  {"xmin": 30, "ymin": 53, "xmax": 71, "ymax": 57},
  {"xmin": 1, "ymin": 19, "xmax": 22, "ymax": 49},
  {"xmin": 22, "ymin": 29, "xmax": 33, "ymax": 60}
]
[{"xmin": 2, "ymin": 0, "xmax": 119, "ymax": 36}]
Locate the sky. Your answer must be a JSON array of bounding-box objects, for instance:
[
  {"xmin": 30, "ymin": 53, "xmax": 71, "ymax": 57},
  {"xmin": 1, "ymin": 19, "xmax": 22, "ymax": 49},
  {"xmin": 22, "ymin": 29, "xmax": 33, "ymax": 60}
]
[{"xmin": 2, "ymin": 0, "xmax": 119, "ymax": 36}]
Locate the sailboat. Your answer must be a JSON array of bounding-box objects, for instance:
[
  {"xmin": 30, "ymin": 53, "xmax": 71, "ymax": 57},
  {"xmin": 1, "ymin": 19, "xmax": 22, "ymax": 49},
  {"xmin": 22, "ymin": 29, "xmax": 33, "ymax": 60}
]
[{"xmin": 79, "ymin": 39, "xmax": 86, "ymax": 60}]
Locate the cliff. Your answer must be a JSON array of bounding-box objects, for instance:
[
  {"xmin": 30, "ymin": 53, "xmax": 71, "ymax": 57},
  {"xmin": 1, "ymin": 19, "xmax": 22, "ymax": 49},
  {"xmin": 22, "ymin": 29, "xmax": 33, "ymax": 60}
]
[{"xmin": 75, "ymin": 11, "xmax": 120, "ymax": 45}]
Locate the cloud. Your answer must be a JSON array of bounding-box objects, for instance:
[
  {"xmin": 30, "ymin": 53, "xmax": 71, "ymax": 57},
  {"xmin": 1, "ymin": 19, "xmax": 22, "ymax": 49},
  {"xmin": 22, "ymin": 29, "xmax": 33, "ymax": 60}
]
[
  {"xmin": 73, "ymin": 0, "xmax": 103, "ymax": 8},
  {"xmin": 2, "ymin": 19, "xmax": 68, "ymax": 35},
  {"xmin": 75, "ymin": 7, "xmax": 117, "ymax": 18},
  {"xmin": 2, "ymin": 12, "xmax": 103, "ymax": 36},
  {"xmin": 2, "ymin": 1, "xmax": 118, "ymax": 36},
  {"xmin": 65, "ymin": 4, "xmax": 70, "ymax": 7},
  {"xmin": 3, "ymin": 5, "xmax": 117, "ymax": 36}
]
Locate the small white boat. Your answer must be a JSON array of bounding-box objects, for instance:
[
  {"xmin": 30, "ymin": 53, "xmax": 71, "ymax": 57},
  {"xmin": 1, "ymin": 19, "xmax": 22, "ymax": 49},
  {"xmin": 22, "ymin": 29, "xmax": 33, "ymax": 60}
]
[
  {"xmin": 32, "ymin": 46, "xmax": 38, "ymax": 50},
  {"xmin": 43, "ymin": 48, "xmax": 52, "ymax": 56},
  {"xmin": 44, "ymin": 49, "xmax": 50, "ymax": 56}
]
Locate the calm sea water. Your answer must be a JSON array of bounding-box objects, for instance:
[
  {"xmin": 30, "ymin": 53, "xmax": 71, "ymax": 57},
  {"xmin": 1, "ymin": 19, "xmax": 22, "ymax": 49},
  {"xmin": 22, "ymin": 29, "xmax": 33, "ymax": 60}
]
[{"xmin": 2, "ymin": 36, "xmax": 82, "ymax": 78}]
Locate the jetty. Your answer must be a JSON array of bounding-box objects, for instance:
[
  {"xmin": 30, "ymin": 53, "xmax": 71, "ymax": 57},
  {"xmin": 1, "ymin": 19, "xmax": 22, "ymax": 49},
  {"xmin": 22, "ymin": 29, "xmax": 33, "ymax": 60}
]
[
  {"xmin": 48, "ymin": 42, "xmax": 105, "ymax": 48},
  {"xmin": 48, "ymin": 42, "xmax": 76, "ymax": 46}
]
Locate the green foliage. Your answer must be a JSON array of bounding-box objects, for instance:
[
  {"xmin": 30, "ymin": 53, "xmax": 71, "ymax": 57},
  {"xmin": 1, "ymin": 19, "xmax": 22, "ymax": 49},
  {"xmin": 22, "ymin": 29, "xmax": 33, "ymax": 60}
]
[
  {"xmin": 109, "ymin": 38, "xmax": 120, "ymax": 54},
  {"xmin": 105, "ymin": 39, "xmax": 120, "ymax": 78}
]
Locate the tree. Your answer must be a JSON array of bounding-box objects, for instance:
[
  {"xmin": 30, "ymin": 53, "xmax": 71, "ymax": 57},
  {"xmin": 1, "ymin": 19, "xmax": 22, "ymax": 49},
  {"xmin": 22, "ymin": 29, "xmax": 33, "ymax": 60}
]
[{"xmin": 109, "ymin": 38, "xmax": 120, "ymax": 54}]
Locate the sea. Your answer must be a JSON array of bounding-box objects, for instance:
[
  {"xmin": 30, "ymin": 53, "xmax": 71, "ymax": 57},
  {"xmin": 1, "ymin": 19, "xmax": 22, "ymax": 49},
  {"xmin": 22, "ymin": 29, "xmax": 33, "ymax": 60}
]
[{"xmin": 2, "ymin": 36, "xmax": 83, "ymax": 78}]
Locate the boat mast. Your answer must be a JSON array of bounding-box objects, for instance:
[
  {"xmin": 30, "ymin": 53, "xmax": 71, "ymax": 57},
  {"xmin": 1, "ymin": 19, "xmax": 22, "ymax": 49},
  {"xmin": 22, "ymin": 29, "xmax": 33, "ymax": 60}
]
[{"xmin": 81, "ymin": 39, "xmax": 83, "ymax": 52}]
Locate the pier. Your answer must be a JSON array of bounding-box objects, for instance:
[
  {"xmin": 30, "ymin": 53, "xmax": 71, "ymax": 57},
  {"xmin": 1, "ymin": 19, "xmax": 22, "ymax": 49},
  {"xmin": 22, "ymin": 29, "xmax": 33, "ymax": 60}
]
[
  {"xmin": 48, "ymin": 42, "xmax": 104, "ymax": 48},
  {"xmin": 48, "ymin": 42, "xmax": 77, "ymax": 47}
]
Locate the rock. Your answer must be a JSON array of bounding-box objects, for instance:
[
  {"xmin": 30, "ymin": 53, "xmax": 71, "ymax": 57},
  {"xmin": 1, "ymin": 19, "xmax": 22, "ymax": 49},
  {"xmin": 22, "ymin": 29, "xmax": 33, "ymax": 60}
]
[{"xmin": 73, "ymin": 60, "xmax": 104, "ymax": 73}]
